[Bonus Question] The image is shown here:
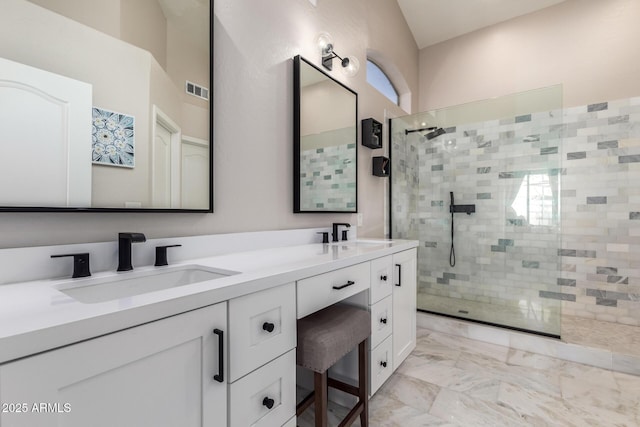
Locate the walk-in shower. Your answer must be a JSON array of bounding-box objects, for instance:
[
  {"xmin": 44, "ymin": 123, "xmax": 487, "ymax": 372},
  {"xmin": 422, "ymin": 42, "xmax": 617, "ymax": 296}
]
[{"xmin": 390, "ymin": 85, "xmax": 563, "ymax": 336}]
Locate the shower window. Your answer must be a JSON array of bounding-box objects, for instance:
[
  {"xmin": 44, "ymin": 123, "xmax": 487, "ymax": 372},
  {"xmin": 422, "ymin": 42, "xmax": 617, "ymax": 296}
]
[{"xmin": 510, "ymin": 173, "xmax": 558, "ymax": 226}]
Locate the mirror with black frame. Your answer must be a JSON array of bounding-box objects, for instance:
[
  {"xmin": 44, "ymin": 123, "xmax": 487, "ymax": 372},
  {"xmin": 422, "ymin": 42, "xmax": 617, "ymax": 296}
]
[
  {"xmin": 293, "ymin": 55, "xmax": 358, "ymax": 213},
  {"xmin": 0, "ymin": 0, "xmax": 212, "ymax": 212}
]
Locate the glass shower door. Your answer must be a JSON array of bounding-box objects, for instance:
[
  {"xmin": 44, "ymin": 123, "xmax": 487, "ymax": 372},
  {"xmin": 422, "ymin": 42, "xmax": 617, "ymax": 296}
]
[{"xmin": 390, "ymin": 85, "xmax": 563, "ymax": 337}]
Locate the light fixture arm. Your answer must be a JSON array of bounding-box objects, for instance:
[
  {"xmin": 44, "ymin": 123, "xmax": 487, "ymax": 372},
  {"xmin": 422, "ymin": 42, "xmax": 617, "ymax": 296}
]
[{"xmin": 322, "ymin": 50, "xmax": 350, "ymax": 71}]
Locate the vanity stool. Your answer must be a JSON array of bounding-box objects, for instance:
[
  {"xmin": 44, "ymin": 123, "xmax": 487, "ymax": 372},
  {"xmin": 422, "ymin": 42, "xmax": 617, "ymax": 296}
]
[{"xmin": 296, "ymin": 304, "xmax": 371, "ymax": 427}]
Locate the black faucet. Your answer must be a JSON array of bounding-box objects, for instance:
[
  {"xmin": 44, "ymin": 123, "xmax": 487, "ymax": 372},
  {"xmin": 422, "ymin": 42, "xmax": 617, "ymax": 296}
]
[
  {"xmin": 117, "ymin": 232, "xmax": 146, "ymax": 271},
  {"xmin": 332, "ymin": 223, "xmax": 351, "ymax": 242}
]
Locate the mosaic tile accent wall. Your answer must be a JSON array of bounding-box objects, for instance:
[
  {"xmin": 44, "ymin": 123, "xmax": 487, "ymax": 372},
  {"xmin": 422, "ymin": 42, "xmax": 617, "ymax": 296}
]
[
  {"xmin": 300, "ymin": 127, "xmax": 356, "ymax": 211},
  {"xmin": 392, "ymin": 96, "xmax": 640, "ymax": 326}
]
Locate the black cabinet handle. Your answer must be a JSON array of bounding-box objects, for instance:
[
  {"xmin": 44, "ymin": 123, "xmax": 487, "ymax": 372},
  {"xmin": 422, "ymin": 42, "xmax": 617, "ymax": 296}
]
[
  {"xmin": 262, "ymin": 397, "xmax": 275, "ymax": 409},
  {"xmin": 380, "ymin": 275, "xmax": 387, "ymax": 281},
  {"xmin": 262, "ymin": 322, "xmax": 275, "ymax": 333},
  {"xmin": 380, "ymin": 361, "xmax": 387, "ymax": 368},
  {"xmin": 395, "ymin": 264, "xmax": 402, "ymax": 286},
  {"xmin": 332, "ymin": 280, "xmax": 355, "ymax": 290},
  {"xmin": 380, "ymin": 318, "xmax": 387, "ymax": 324},
  {"xmin": 213, "ymin": 329, "xmax": 224, "ymax": 383}
]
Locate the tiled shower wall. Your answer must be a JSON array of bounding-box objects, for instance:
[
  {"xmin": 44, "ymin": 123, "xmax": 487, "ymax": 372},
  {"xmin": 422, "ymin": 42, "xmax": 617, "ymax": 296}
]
[
  {"xmin": 392, "ymin": 96, "xmax": 640, "ymax": 326},
  {"xmin": 300, "ymin": 127, "xmax": 356, "ymax": 211}
]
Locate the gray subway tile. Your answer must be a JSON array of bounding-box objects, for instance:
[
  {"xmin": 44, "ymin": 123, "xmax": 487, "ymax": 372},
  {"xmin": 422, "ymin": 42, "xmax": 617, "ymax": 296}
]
[
  {"xmin": 558, "ymin": 249, "xmax": 577, "ymax": 257},
  {"xmin": 523, "ymin": 135, "xmax": 540, "ymax": 142},
  {"xmin": 595, "ymin": 298, "xmax": 618, "ymax": 307},
  {"xmin": 436, "ymin": 277, "xmax": 449, "ymax": 285},
  {"xmin": 557, "ymin": 278, "xmax": 577, "ymax": 287},
  {"xmin": 598, "ymin": 140, "xmax": 618, "ymax": 149},
  {"xmin": 491, "ymin": 245, "xmax": 506, "ymax": 252},
  {"xmin": 424, "ymin": 241, "xmax": 437, "ymax": 248},
  {"xmin": 515, "ymin": 114, "xmax": 532, "ymax": 123},
  {"xmin": 539, "ymin": 291, "xmax": 576, "ymax": 301},
  {"xmin": 522, "ymin": 261, "xmax": 540, "ymax": 269},
  {"xmin": 477, "ymin": 193, "xmax": 491, "ymax": 199},
  {"xmin": 596, "ymin": 266, "xmax": 618, "ymax": 275},
  {"xmin": 540, "ymin": 147, "xmax": 558, "ymax": 155},
  {"xmin": 587, "ymin": 102, "xmax": 608, "ymax": 112},
  {"xmin": 477, "ymin": 167, "xmax": 491, "ymax": 174},
  {"xmin": 586, "ymin": 196, "xmax": 607, "ymax": 204},
  {"xmin": 586, "ymin": 289, "xmax": 631, "ymax": 301},
  {"xmin": 498, "ymin": 239, "xmax": 514, "ymax": 246},
  {"xmin": 619, "ymin": 155, "xmax": 640, "ymax": 164},
  {"xmin": 432, "ymin": 164, "xmax": 444, "ymax": 171},
  {"xmin": 630, "ymin": 212, "xmax": 640, "ymax": 220},
  {"xmin": 608, "ymin": 115, "xmax": 629, "ymax": 125},
  {"xmin": 507, "ymin": 219, "xmax": 525, "ymax": 226},
  {"xmin": 567, "ymin": 152, "xmax": 586, "ymax": 160},
  {"xmin": 576, "ymin": 250, "xmax": 597, "ymax": 258},
  {"xmin": 431, "ymin": 200, "xmax": 444, "ymax": 207}
]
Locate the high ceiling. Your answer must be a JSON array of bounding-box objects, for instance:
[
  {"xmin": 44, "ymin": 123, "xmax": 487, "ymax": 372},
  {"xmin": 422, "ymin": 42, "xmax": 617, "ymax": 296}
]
[{"xmin": 397, "ymin": 0, "xmax": 566, "ymax": 49}]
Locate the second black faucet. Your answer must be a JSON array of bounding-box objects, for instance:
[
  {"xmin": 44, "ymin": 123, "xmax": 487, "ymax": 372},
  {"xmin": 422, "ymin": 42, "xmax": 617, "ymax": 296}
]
[
  {"xmin": 331, "ymin": 223, "xmax": 351, "ymax": 242},
  {"xmin": 117, "ymin": 232, "xmax": 146, "ymax": 271}
]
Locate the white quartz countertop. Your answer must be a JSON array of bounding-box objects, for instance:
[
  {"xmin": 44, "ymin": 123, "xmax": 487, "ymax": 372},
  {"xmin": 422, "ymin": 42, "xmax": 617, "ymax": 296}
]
[{"xmin": 0, "ymin": 239, "xmax": 417, "ymax": 364}]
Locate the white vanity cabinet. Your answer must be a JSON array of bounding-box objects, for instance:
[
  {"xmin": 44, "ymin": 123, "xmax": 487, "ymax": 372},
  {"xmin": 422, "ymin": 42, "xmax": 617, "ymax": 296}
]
[
  {"xmin": 392, "ymin": 248, "xmax": 417, "ymax": 369},
  {"xmin": 0, "ymin": 302, "xmax": 227, "ymax": 427}
]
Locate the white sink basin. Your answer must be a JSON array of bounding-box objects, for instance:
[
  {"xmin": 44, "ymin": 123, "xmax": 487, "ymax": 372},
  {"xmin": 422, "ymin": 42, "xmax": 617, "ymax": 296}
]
[{"xmin": 57, "ymin": 265, "xmax": 239, "ymax": 304}]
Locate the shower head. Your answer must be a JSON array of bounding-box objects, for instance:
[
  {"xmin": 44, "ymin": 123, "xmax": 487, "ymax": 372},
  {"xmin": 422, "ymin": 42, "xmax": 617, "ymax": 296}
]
[
  {"xmin": 425, "ymin": 127, "xmax": 446, "ymax": 140},
  {"xmin": 405, "ymin": 126, "xmax": 436, "ymax": 135}
]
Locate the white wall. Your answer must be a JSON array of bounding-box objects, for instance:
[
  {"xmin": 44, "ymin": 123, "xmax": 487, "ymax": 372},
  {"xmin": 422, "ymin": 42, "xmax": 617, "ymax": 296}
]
[
  {"xmin": 0, "ymin": 0, "xmax": 417, "ymax": 248},
  {"xmin": 418, "ymin": 0, "xmax": 640, "ymax": 111}
]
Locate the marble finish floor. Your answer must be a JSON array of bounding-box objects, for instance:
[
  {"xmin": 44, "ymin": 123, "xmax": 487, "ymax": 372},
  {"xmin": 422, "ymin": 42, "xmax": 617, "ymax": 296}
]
[{"xmin": 298, "ymin": 327, "xmax": 640, "ymax": 426}]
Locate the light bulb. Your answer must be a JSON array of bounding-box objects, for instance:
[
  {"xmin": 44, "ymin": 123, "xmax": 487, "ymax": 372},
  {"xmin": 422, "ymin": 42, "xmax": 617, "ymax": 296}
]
[
  {"xmin": 316, "ymin": 32, "xmax": 333, "ymax": 55},
  {"xmin": 341, "ymin": 55, "xmax": 359, "ymax": 77}
]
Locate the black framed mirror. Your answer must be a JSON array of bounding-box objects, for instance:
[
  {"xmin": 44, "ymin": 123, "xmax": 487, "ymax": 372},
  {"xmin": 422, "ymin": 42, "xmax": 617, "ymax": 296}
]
[
  {"xmin": 293, "ymin": 55, "xmax": 358, "ymax": 213},
  {"xmin": 0, "ymin": 0, "xmax": 213, "ymax": 212}
]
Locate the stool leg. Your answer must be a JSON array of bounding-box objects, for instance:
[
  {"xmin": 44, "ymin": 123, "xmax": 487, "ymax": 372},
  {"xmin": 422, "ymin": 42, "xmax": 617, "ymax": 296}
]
[
  {"xmin": 314, "ymin": 370, "xmax": 328, "ymax": 427},
  {"xmin": 359, "ymin": 339, "xmax": 369, "ymax": 426}
]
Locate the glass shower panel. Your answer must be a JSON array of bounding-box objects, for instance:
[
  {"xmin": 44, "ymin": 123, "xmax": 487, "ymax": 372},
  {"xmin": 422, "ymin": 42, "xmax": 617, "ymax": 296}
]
[{"xmin": 390, "ymin": 85, "xmax": 563, "ymax": 336}]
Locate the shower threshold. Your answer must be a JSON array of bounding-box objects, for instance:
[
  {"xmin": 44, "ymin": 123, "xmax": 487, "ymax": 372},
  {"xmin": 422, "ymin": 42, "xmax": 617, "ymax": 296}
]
[{"xmin": 419, "ymin": 309, "xmax": 561, "ymax": 339}]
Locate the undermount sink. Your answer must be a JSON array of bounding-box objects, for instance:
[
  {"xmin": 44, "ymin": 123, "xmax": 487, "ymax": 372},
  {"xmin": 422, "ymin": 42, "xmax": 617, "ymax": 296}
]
[{"xmin": 57, "ymin": 264, "xmax": 239, "ymax": 304}]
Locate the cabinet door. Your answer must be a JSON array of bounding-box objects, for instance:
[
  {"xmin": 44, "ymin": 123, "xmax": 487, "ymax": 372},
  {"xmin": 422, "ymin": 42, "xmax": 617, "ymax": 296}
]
[
  {"xmin": 392, "ymin": 248, "xmax": 417, "ymax": 370},
  {"xmin": 0, "ymin": 303, "xmax": 227, "ymax": 427}
]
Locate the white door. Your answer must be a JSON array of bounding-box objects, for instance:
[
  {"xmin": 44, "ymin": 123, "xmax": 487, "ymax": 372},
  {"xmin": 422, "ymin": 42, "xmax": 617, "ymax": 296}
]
[
  {"xmin": 181, "ymin": 136, "xmax": 210, "ymax": 209},
  {"xmin": 151, "ymin": 106, "xmax": 181, "ymax": 208},
  {"xmin": 392, "ymin": 248, "xmax": 417, "ymax": 369},
  {"xmin": 0, "ymin": 57, "xmax": 92, "ymax": 207},
  {"xmin": 0, "ymin": 303, "xmax": 227, "ymax": 427},
  {"xmin": 152, "ymin": 121, "xmax": 173, "ymax": 208}
]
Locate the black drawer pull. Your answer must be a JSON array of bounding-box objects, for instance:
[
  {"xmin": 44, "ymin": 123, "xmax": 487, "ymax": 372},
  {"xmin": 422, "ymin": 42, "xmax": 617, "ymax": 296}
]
[
  {"xmin": 262, "ymin": 322, "xmax": 275, "ymax": 333},
  {"xmin": 395, "ymin": 264, "xmax": 402, "ymax": 286},
  {"xmin": 380, "ymin": 275, "xmax": 387, "ymax": 281},
  {"xmin": 332, "ymin": 280, "xmax": 355, "ymax": 290},
  {"xmin": 380, "ymin": 361, "xmax": 387, "ymax": 368},
  {"xmin": 213, "ymin": 329, "xmax": 224, "ymax": 383},
  {"xmin": 380, "ymin": 318, "xmax": 387, "ymax": 324},
  {"xmin": 262, "ymin": 397, "xmax": 275, "ymax": 409}
]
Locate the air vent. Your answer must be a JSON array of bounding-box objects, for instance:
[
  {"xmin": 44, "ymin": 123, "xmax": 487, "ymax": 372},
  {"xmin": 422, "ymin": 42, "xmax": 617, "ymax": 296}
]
[{"xmin": 185, "ymin": 80, "xmax": 209, "ymax": 101}]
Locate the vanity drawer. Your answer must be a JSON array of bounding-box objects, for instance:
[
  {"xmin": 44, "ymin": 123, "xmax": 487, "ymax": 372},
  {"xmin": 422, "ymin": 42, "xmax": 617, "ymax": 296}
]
[
  {"xmin": 229, "ymin": 282, "xmax": 296, "ymax": 382},
  {"xmin": 370, "ymin": 335, "xmax": 393, "ymax": 395},
  {"xmin": 229, "ymin": 349, "xmax": 296, "ymax": 427},
  {"xmin": 370, "ymin": 255, "xmax": 393, "ymax": 304},
  {"xmin": 297, "ymin": 262, "xmax": 370, "ymax": 318},
  {"xmin": 370, "ymin": 295, "xmax": 393, "ymax": 349}
]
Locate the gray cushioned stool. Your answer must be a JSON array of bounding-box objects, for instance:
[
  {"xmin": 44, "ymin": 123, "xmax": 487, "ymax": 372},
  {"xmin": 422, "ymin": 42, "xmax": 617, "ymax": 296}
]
[{"xmin": 296, "ymin": 304, "xmax": 371, "ymax": 427}]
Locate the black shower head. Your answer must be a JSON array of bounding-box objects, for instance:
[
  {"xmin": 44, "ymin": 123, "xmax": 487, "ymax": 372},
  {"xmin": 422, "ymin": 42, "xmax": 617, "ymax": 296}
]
[{"xmin": 425, "ymin": 127, "xmax": 446, "ymax": 140}]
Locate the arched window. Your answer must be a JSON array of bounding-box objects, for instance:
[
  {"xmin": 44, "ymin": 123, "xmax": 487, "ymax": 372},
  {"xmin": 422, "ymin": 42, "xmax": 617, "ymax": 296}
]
[{"xmin": 366, "ymin": 59, "xmax": 399, "ymax": 105}]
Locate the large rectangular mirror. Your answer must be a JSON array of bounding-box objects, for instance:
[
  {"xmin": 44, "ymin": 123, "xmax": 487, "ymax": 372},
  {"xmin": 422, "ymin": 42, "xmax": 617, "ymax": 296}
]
[
  {"xmin": 0, "ymin": 0, "xmax": 212, "ymax": 212},
  {"xmin": 293, "ymin": 55, "xmax": 358, "ymax": 213}
]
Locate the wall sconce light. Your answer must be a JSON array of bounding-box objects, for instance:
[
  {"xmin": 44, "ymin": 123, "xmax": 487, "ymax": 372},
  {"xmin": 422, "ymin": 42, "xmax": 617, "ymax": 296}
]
[{"xmin": 316, "ymin": 32, "xmax": 360, "ymax": 77}]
